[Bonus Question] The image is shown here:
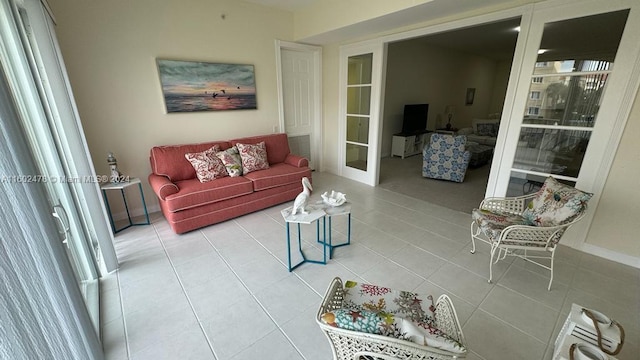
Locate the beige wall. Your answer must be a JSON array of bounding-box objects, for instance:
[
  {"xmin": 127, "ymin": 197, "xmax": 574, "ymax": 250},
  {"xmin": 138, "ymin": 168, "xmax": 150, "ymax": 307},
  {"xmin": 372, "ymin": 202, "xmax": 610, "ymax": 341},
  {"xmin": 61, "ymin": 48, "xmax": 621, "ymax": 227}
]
[
  {"xmin": 381, "ymin": 40, "xmax": 498, "ymax": 157},
  {"xmin": 50, "ymin": 0, "xmax": 293, "ymax": 212},
  {"xmin": 586, "ymin": 95, "xmax": 640, "ymax": 258},
  {"xmin": 293, "ymin": 0, "xmax": 432, "ymax": 41}
]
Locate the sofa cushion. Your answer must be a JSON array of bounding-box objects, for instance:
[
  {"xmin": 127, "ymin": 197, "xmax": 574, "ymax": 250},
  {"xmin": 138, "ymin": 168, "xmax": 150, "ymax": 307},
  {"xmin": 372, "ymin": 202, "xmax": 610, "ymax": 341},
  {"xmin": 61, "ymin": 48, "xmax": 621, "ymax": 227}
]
[
  {"xmin": 151, "ymin": 141, "xmax": 230, "ymax": 182},
  {"xmin": 165, "ymin": 176, "xmax": 253, "ymax": 212},
  {"xmin": 216, "ymin": 146, "xmax": 243, "ymax": 177},
  {"xmin": 242, "ymin": 163, "xmax": 311, "ymax": 191},
  {"xmin": 230, "ymin": 133, "xmax": 290, "ymax": 164},
  {"xmin": 185, "ymin": 145, "xmax": 228, "ymax": 183},
  {"xmin": 236, "ymin": 142, "xmax": 269, "ymax": 174}
]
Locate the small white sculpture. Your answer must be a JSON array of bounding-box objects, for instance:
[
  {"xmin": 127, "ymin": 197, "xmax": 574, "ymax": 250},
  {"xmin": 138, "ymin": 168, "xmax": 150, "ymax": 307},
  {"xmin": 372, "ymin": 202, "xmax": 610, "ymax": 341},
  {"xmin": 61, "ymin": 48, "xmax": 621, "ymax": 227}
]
[
  {"xmin": 321, "ymin": 190, "xmax": 347, "ymax": 207},
  {"xmin": 107, "ymin": 152, "xmax": 123, "ymax": 183},
  {"xmin": 292, "ymin": 177, "xmax": 312, "ymax": 215}
]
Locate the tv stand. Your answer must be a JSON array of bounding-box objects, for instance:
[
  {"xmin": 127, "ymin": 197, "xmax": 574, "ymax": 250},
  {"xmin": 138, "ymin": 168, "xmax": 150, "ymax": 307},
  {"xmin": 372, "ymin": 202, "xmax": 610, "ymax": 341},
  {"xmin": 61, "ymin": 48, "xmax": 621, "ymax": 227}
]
[{"xmin": 391, "ymin": 130, "xmax": 431, "ymax": 159}]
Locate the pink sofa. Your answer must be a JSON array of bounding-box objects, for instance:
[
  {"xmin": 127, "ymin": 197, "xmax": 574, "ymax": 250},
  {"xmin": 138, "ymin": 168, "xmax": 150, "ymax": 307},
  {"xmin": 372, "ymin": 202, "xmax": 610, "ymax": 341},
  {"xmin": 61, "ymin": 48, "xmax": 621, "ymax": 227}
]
[{"xmin": 148, "ymin": 133, "xmax": 311, "ymax": 234}]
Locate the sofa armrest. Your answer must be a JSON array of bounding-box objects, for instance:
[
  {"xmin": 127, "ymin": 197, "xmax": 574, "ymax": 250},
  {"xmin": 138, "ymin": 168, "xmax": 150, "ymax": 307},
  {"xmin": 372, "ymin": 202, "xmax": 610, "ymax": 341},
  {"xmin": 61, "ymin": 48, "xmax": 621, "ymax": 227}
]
[
  {"xmin": 284, "ymin": 154, "xmax": 309, "ymax": 168},
  {"xmin": 148, "ymin": 174, "xmax": 179, "ymax": 200}
]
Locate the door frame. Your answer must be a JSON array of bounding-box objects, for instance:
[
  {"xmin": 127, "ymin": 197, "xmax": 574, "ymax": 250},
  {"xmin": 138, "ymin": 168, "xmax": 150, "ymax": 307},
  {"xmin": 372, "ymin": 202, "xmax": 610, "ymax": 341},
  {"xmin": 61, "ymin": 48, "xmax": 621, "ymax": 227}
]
[{"xmin": 275, "ymin": 40, "xmax": 323, "ymax": 171}]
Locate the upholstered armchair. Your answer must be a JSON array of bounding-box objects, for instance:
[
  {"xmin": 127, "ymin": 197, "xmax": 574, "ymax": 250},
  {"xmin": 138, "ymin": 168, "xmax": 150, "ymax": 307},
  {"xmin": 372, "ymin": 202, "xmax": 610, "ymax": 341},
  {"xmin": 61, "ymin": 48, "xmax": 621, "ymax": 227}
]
[
  {"xmin": 470, "ymin": 177, "xmax": 592, "ymax": 290},
  {"xmin": 422, "ymin": 133, "xmax": 471, "ymax": 183}
]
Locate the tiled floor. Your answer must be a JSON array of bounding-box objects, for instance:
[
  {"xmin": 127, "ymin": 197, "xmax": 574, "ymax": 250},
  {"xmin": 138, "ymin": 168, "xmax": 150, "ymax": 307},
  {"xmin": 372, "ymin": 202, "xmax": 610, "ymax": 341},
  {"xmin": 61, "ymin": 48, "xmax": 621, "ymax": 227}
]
[{"xmin": 101, "ymin": 172, "xmax": 639, "ymax": 360}]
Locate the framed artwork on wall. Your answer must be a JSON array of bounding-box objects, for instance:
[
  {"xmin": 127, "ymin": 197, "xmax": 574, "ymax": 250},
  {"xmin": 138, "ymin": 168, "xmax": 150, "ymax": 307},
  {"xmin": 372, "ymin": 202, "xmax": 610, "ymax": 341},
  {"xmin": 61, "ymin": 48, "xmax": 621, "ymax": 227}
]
[
  {"xmin": 465, "ymin": 87, "xmax": 475, "ymax": 106},
  {"xmin": 156, "ymin": 59, "xmax": 257, "ymax": 113}
]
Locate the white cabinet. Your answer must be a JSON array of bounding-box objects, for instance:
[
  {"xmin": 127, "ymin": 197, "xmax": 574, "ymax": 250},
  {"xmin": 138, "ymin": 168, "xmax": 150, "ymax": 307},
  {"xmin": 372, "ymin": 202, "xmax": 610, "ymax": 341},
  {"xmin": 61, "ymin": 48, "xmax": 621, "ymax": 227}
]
[{"xmin": 391, "ymin": 132, "xmax": 430, "ymax": 159}]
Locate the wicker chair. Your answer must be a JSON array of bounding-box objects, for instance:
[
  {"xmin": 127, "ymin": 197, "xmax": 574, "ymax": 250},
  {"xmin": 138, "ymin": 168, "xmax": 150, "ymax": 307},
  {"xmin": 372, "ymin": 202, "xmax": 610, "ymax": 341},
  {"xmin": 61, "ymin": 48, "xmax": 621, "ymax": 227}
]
[
  {"xmin": 316, "ymin": 277, "xmax": 467, "ymax": 360},
  {"xmin": 470, "ymin": 177, "xmax": 592, "ymax": 291}
]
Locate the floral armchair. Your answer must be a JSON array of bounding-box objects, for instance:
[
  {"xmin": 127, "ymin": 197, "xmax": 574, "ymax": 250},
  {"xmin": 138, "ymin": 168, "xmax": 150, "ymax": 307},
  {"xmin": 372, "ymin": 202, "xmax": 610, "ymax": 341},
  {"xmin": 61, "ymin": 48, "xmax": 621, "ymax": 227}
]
[
  {"xmin": 470, "ymin": 177, "xmax": 593, "ymax": 290},
  {"xmin": 422, "ymin": 133, "xmax": 471, "ymax": 183}
]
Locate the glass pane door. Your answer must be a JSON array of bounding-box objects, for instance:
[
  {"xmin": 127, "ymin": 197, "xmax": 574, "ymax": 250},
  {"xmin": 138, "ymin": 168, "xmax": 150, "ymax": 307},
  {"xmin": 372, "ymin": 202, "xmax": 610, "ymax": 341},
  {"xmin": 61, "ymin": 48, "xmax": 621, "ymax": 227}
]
[
  {"xmin": 506, "ymin": 10, "xmax": 629, "ymax": 196},
  {"xmin": 345, "ymin": 53, "xmax": 373, "ymax": 172}
]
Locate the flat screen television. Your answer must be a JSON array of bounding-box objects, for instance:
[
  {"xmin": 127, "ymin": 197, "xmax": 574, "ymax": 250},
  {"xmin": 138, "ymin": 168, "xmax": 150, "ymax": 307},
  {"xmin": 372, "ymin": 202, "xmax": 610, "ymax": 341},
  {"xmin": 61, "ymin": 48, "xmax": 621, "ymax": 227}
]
[{"xmin": 401, "ymin": 104, "xmax": 429, "ymax": 134}]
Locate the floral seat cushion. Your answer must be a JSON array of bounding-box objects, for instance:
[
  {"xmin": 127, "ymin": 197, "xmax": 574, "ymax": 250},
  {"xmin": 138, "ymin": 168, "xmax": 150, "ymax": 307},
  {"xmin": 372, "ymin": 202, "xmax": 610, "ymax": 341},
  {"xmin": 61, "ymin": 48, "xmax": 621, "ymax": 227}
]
[
  {"xmin": 320, "ymin": 280, "xmax": 466, "ymax": 354},
  {"xmin": 472, "ymin": 208, "xmax": 532, "ymax": 243}
]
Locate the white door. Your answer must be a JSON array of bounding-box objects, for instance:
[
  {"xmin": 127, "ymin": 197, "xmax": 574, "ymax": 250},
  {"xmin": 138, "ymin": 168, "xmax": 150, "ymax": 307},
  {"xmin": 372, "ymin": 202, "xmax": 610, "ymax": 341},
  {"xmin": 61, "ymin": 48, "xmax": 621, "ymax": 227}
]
[
  {"xmin": 489, "ymin": 1, "xmax": 640, "ymax": 247},
  {"xmin": 277, "ymin": 41, "xmax": 321, "ymax": 170},
  {"xmin": 339, "ymin": 41, "xmax": 385, "ymax": 186}
]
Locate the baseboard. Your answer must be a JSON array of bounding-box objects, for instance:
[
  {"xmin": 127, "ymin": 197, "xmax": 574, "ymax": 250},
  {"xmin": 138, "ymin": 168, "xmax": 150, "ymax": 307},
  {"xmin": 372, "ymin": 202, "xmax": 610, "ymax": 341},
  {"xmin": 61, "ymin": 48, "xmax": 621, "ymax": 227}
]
[
  {"xmin": 110, "ymin": 204, "xmax": 160, "ymax": 222},
  {"xmin": 580, "ymin": 243, "xmax": 640, "ymax": 269}
]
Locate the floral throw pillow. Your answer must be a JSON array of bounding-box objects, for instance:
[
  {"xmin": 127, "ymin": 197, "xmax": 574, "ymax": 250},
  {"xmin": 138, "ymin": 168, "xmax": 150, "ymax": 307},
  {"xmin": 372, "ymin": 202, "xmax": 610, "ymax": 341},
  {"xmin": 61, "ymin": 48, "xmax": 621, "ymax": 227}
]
[
  {"xmin": 476, "ymin": 123, "xmax": 495, "ymax": 137},
  {"xmin": 216, "ymin": 146, "xmax": 243, "ymax": 177},
  {"xmin": 522, "ymin": 176, "xmax": 593, "ymax": 226},
  {"xmin": 320, "ymin": 308, "xmax": 384, "ymax": 334},
  {"xmin": 236, "ymin": 142, "xmax": 269, "ymax": 174},
  {"xmin": 184, "ymin": 145, "xmax": 228, "ymax": 183}
]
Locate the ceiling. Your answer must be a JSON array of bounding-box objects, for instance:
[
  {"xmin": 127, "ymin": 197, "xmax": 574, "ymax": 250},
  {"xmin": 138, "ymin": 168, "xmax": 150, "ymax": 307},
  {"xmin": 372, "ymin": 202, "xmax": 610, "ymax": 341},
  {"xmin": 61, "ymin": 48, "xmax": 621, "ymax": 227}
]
[{"xmin": 400, "ymin": 18, "xmax": 521, "ymax": 61}]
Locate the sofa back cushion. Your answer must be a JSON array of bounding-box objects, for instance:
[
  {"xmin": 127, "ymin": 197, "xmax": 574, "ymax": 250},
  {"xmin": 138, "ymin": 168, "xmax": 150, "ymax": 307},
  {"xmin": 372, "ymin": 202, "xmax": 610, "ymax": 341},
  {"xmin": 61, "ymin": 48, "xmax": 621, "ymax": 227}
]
[
  {"xmin": 472, "ymin": 119, "xmax": 500, "ymax": 137},
  {"xmin": 230, "ymin": 133, "xmax": 290, "ymax": 164},
  {"xmin": 150, "ymin": 141, "xmax": 230, "ymax": 182}
]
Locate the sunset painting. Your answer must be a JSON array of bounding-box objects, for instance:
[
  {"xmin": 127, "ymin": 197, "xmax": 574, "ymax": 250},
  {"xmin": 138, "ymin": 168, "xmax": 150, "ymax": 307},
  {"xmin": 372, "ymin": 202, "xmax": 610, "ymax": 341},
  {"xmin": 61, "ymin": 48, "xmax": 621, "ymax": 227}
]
[{"xmin": 156, "ymin": 59, "xmax": 257, "ymax": 113}]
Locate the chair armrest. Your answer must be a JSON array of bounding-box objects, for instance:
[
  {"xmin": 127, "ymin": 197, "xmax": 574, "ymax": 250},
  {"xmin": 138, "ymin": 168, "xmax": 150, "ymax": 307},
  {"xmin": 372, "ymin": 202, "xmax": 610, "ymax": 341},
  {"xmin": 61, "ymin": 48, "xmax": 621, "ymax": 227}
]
[
  {"xmin": 480, "ymin": 193, "xmax": 537, "ymax": 214},
  {"xmin": 148, "ymin": 174, "xmax": 179, "ymax": 200},
  {"xmin": 284, "ymin": 154, "xmax": 309, "ymax": 168}
]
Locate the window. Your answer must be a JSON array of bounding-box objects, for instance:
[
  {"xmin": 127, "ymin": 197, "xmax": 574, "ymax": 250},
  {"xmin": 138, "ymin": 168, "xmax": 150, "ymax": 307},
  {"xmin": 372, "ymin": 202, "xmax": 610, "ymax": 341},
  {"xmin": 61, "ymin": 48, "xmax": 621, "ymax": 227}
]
[
  {"xmin": 530, "ymin": 91, "xmax": 541, "ymax": 100},
  {"xmin": 532, "ymin": 77, "xmax": 543, "ymax": 83},
  {"xmin": 527, "ymin": 107, "xmax": 540, "ymax": 115}
]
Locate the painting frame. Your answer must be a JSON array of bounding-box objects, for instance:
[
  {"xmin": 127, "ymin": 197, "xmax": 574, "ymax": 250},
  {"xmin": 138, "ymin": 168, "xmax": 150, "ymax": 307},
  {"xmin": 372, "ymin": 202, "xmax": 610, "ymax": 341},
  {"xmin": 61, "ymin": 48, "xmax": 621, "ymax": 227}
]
[
  {"xmin": 465, "ymin": 87, "xmax": 476, "ymax": 106},
  {"xmin": 156, "ymin": 59, "xmax": 257, "ymax": 113}
]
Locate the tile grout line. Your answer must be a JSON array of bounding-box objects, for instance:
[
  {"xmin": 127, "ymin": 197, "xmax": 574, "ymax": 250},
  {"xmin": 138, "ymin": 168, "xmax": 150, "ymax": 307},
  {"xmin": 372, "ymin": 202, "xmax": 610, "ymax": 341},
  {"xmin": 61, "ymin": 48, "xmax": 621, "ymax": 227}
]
[
  {"xmin": 200, "ymin": 217, "xmax": 310, "ymax": 360},
  {"xmin": 150, "ymin": 223, "xmax": 221, "ymax": 360},
  {"xmin": 114, "ymin": 265, "xmax": 131, "ymax": 360}
]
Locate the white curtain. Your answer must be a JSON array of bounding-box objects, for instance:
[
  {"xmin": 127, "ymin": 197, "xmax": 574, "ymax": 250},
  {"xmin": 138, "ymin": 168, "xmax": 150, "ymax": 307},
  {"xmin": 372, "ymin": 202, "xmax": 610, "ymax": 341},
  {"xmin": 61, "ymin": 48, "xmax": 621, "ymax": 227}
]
[{"xmin": 0, "ymin": 67, "xmax": 102, "ymax": 359}]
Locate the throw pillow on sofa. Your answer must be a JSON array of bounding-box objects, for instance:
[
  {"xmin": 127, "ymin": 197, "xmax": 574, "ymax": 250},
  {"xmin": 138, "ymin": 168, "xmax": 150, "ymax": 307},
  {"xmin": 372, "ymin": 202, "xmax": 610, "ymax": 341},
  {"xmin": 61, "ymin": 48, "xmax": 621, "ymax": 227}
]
[
  {"xmin": 236, "ymin": 142, "xmax": 269, "ymax": 174},
  {"xmin": 184, "ymin": 145, "xmax": 228, "ymax": 183},
  {"xmin": 216, "ymin": 146, "xmax": 243, "ymax": 177}
]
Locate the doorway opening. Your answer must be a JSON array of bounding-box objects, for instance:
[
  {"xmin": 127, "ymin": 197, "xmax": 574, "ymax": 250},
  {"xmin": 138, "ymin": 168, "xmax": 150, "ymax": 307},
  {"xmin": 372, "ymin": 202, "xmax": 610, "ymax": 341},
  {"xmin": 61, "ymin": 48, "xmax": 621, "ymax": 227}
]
[{"xmin": 378, "ymin": 18, "xmax": 520, "ymax": 213}]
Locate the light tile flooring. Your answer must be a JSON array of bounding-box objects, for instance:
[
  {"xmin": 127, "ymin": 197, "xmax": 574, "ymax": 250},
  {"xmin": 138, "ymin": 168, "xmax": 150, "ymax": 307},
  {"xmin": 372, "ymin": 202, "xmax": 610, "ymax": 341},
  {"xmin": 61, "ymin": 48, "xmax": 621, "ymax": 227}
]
[{"xmin": 101, "ymin": 172, "xmax": 639, "ymax": 360}]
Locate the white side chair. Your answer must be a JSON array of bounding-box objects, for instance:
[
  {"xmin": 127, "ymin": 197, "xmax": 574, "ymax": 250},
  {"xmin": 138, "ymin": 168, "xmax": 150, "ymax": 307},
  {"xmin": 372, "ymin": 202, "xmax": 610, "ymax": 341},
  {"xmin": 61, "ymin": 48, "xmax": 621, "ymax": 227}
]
[{"xmin": 470, "ymin": 177, "xmax": 592, "ymax": 290}]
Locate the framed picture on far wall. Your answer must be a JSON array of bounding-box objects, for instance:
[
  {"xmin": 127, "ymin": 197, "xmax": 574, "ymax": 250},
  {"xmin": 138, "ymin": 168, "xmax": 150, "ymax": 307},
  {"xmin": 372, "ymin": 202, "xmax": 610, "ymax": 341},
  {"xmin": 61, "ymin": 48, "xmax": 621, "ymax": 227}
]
[
  {"xmin": 156, "ymin": 59, "xmax": 257, "ymax": 113},
  {"xmin": 465, "ymin": 87, "xmax": 476, "ymax": 105}
]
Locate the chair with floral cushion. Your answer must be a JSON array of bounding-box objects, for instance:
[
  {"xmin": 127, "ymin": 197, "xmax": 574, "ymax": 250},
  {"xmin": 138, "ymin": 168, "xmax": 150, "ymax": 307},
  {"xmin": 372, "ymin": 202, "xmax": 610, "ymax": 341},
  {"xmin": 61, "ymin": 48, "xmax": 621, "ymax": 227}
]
[
  {"xmin": 317, "ymin": 277, "xmax": 466, "ymax": 360},
  {"xmin": 422, "ymin": 133, "xmax": 471, "ymax": 183},
  {"xmin": 470, "ymin": 176, "xmax": 593, "ymax": 290}
]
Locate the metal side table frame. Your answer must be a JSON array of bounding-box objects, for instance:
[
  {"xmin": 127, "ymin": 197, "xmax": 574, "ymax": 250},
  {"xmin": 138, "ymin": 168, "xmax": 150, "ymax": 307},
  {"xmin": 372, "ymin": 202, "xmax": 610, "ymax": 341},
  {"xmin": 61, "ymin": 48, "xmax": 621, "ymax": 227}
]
[
  {"xmin": 101, "ymin": 177, "xmax": 150, "ymax": 234},
  {"xmin": 281, "ymin": 205, "xmax": 329, "ymax": 271}
]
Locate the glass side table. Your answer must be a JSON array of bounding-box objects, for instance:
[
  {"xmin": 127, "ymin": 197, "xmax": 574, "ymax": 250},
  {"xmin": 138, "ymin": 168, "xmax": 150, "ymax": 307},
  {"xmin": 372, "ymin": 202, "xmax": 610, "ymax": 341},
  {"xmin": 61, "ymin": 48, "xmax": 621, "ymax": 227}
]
[
  {"xmin": 100, "ymin": 177, "xmax": 150, "ymax": 234},
  {"xmin": 281, "ymin": 204, "xmax": 329, "ymax": 271}
]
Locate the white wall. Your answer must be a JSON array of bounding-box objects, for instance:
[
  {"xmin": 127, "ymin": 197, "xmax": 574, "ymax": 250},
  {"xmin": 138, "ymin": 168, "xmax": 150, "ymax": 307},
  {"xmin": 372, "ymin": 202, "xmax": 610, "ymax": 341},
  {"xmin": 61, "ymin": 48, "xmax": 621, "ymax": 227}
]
[{"xmin": 50, "ymin": 0, "xmax": 293, "ymax": 214}]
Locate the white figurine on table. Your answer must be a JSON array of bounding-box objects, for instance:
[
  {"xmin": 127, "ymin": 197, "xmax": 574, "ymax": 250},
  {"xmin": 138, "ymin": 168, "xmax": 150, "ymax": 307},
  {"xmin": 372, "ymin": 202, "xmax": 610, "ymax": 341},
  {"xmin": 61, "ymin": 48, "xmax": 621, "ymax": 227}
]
[{"xmin": 291, "ymin": 177, "xmax": 312, "ymax": 215}]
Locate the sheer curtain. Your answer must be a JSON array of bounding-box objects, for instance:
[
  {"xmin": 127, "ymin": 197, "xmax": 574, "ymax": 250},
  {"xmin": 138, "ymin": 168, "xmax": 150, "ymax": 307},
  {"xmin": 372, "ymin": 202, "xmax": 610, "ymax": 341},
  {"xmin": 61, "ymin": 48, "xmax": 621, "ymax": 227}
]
[{"xmin": 0, "ymin": 66, "xmax": 102, "ymax": 360}]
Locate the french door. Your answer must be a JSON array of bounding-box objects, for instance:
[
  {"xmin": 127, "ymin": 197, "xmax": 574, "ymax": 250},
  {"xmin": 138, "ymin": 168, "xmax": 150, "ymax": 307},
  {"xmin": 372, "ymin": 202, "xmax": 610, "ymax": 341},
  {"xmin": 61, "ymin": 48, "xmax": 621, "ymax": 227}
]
[
  {"xmin": 339, "ymin": 42, "xmax": 385, "ymax": 185},
  {"xmin": 491, "ymin": 0, "xmax": 640, "ymax": 247}
]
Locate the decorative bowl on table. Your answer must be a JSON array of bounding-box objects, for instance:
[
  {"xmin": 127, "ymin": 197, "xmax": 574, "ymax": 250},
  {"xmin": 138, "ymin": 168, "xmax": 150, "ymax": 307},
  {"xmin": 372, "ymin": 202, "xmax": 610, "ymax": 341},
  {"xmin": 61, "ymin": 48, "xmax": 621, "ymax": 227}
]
[{"xmin": 321, "ymin": 191, "xmax": 347, "ymax": 207}]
